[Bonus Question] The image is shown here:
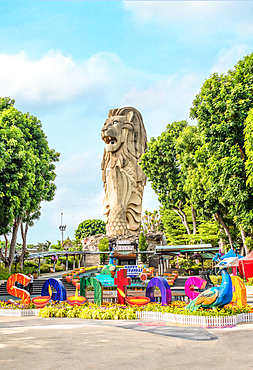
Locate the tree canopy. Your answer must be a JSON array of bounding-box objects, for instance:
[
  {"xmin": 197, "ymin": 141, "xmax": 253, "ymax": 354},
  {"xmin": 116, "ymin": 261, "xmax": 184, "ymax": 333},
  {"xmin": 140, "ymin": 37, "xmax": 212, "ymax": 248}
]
[
  {"xmin": 75, "ymin": 219, "xmax": 106, "ymax": 240},
  {"xmin": 0, "ymin": 97, "xmax": 59, "ymax": 269},
  {"xmin": 141, "ymin": 53, "xmax": 253, "ymax": 254}
]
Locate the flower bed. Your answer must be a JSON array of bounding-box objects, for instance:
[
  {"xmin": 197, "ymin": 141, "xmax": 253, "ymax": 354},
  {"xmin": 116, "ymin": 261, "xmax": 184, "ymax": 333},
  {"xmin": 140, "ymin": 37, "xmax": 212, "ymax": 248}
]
[
  {"xmin": 1, "ymin": 299, "xmax": 253, "ymax": 325},
  {"xmin": 39, "ymin": 302, "xmax": 137, "ymax": 320},
  {"xmin": 0, "ymin": 301, "xmax": 39, "ymax": 316}
]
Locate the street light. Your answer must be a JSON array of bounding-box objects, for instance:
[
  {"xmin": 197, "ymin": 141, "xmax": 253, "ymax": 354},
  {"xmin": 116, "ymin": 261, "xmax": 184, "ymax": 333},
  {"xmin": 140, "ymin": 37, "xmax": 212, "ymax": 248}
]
[{"xmin": 59, "ymin": 212, "xmax": 66, "ymax": 249}]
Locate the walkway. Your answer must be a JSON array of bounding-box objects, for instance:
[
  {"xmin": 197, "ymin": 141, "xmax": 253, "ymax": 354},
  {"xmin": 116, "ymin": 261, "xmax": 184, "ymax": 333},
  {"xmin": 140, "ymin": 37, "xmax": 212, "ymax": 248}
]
[{"xmin": 0, "ymin": 316, "xmax": 253, "ymax": 370}]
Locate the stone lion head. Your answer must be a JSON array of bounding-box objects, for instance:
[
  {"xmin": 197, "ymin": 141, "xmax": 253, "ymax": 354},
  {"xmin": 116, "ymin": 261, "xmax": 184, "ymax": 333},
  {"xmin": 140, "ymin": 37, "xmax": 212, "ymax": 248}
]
[{"xmin": 101, "ymin": 107, "xmax": 147, "ymax": 185}]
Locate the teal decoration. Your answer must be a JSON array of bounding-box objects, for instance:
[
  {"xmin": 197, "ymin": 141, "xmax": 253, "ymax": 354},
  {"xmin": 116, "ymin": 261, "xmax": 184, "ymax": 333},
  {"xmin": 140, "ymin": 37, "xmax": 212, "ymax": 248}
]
[{"xmin": 80, "ymin": 277, "xmax": 103, "ymax": 306}]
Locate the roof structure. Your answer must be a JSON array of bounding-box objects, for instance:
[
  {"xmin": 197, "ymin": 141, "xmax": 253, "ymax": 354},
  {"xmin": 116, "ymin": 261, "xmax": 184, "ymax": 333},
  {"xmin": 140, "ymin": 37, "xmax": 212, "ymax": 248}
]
[{"xmin": 155, "ymin": 244, "xmax": 218, "ymax": 256}]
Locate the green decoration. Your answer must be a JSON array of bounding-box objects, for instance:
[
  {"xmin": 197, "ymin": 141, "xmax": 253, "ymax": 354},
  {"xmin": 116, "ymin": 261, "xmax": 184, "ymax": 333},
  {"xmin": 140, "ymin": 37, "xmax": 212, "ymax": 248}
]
[{"xmin": 80, "ymin": 277, "xmax": 103, "ymax": 306}]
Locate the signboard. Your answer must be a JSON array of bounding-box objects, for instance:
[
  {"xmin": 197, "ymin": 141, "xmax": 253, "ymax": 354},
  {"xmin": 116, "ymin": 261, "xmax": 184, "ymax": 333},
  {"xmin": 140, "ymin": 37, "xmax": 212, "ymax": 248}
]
[
  {"xmin": 114, "ymin": 240, "xmax": 136, "ymax": 251},
  {"xmin": 114, "ymin": 245, "xmax": 134, "ymax": 251},
  {"xmin": 116, "ymin": 240, "xmax": 131, "ymax": 245},
  {"xmin": 124, "ymin": 265, "xmax": 143, "ymax": 278}
]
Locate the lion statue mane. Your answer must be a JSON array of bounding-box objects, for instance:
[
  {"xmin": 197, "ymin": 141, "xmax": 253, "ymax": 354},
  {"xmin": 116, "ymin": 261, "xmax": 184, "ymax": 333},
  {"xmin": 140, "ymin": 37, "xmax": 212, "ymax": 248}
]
[{"xmin": 101, "ymin": 107, "xmax": 147, "ymax": 236}]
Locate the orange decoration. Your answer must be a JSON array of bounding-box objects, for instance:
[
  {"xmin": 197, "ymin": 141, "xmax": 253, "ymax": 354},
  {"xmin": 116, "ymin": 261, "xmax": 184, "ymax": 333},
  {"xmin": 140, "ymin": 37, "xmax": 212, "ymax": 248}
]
[
  {"xmin": 67, "ymin": 286, "xmax": 86, "ymax": 306},
  {"xmin": 117, "ymin": 288, "xmax": 150, "ymax": 307},
  {"xmin": 6, "ymin": 273, "xmax": 31, "ymax": 305},
  {"xmin": 231, "ymin": 276, "xmax": 247, "ymax": 308},
  {"xmin": 32, "ymin": 284, "xmax": 52, "ymax": 309},
  {"xmin": 32, "ymin": 296, "xmax": 51, "ymax": 309}
]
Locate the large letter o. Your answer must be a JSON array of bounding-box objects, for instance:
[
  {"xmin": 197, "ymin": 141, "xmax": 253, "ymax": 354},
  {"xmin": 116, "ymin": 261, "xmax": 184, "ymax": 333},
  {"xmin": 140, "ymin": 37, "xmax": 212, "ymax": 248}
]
[
  {"xmin": 41, "ymin": 278, "xmax": 67, "ymax": 301},
  {"xmin": 146, "ymin": 277, "xmax": 172, "ymax": 305}
]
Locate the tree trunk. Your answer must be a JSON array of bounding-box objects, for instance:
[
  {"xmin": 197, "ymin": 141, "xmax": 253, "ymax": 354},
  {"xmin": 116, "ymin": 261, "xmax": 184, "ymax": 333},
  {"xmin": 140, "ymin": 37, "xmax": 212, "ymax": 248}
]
[
  {"xmin": 0, "ymin": 235, "xmax": 9, "ymax": 268},
  {"xmin": 213, "ymin": 213, "xmax": 233, "ymax": 249},
  {"xmin": 20, "ymin": 221, "xmax": 29, "ymax": 270},
  {"xmin": 172, "ymin": 201, "xmax": 191, "ymax": 235},
  {"xmin": 8, "ymin": 218, "xmax": 21, "ymax": 273},
  {"xmin": 240, "ymin": 228, "xmax": 248, "ymax": 256},
  {"xmin": 191, "ymin": 205, "xmax": 197, "ymax": 235},
  {"xmin": 4, "ymin": 234, "xmax": 8, "ymax": 260}
]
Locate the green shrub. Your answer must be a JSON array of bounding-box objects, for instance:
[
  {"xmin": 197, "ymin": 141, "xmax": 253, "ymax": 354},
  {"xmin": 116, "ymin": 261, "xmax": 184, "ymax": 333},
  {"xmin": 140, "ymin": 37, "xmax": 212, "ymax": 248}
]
[
  {"xmin": 0, "ymin": 265, "xmax": 10, "ymax": 280},
  {"xmin": 75, "ymin": 219, "xmax": 106, "ymax": 240},
  {"xmin": 210, "ymin": 275, "xmax": 222, "ymax": 285},
  {"xmin": 98, "ymin": 238, "xmax": 109, "ymax": 264},
  {"xmin": 139, "ymin": 232, "xmax": 148, "ymax": 263},
  {"xmin": 55, "ymin": 265, "xmax": 65, "ymax": 272},
  {"xmin": 246, "ymin": 278, "xmax": 253, "ymax": 286},
  {"xmin": 40, "ymin": 264, "xmax": 52, "ymax": 273}
]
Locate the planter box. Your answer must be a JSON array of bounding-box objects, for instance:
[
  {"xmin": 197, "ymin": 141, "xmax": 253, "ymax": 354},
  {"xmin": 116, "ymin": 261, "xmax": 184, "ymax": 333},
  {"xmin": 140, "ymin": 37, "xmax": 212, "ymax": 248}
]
[
  {"xmin": 136, "ymin": 311, "xmax": 253, "ymax": 327},
  {"xmin": 0, "ymin": 308, "xmax": 40, "ymax": 317},
  {"xmin": 246, "ymin": 286, "xmax": 253, "ymax": 296}
]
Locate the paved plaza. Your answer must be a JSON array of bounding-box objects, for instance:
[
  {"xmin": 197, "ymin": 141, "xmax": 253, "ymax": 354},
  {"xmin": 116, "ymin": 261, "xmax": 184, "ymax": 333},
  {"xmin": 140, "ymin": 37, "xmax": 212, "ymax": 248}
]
[{"xmin": 0, "ymin": 316, "xmax": 253, "ymax": 370}]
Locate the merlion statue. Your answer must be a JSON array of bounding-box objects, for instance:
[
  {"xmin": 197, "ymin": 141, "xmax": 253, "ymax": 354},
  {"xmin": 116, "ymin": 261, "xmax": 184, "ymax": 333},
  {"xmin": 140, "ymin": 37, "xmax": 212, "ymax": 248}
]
[{"xmin": 101, "ymin": 107, "xmax": 147, "ymax": 236}]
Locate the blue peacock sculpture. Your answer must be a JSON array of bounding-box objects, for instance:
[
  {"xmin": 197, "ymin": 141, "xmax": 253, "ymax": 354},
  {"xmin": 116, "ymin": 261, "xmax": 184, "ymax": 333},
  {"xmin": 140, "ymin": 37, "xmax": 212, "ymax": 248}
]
[{"xmin": 186, "ymin": 260, "xmax": 233, "ymax": 311}]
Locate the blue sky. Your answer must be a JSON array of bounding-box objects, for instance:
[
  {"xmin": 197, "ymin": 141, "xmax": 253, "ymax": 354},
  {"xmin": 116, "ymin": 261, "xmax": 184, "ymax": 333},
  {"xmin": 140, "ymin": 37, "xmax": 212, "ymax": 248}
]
[{"xmin": 0, "ymin": 1, "xmax": 253, "ymax": 245}]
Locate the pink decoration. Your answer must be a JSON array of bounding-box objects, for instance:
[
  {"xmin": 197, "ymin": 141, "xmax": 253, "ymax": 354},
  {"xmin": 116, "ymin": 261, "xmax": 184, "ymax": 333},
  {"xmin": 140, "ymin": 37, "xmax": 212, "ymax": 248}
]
[
  {"xmin": 185, "ymin": 276, "xmax": 207, "ymax": 300},
  {"xmin": 232, "ymin": 266, "xmax": 237, "ymax": 276}
]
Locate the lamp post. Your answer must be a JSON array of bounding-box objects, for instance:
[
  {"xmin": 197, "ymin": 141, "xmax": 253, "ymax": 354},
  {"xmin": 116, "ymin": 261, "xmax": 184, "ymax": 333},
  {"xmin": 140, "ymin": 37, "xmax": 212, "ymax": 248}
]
[{"xmin": 59, "ymin": 213, "xmax": 66, "ymax": 249}]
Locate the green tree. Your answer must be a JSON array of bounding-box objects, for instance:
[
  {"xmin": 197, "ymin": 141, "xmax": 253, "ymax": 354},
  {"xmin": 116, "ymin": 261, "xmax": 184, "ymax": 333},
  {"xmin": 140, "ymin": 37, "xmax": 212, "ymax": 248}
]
[
  {"xmin": 190, "ymin": 53, "xmax": 253, "ymax": 253},
  {"xmin": 139, "ymin": 231, "xmax": 148, "ymax": 263},
  {"xmin": 75, "ymin": 219, "xmax": 106, "ymax": 240},
  {"xmin": 0, "ymin": 97, "xmax": 59, "ymax": 270},
  {"xmin": 0, "ymin": 115, "xmax": 36, "ymax": 269},
  {"xmin": 18, "ymin": 111, "xmax": 59, "ymax": 267},
  {"xmin": 98, "ymin": 237, "xmax": 109, "ymax": 264},
  {"xmin": 140, "ymin": 121, "xmax": 203, "ymax": 236},
  {"xmin": 160, "ymin": 206, "xmax": 219, "ymax": 246},
  {"xmin": 140, "ymin": 121, "xmax": 195, "ymax": 235},
  {"xmin": 141, "ymin": 210, "xmax": 161, "ymax": 232}
]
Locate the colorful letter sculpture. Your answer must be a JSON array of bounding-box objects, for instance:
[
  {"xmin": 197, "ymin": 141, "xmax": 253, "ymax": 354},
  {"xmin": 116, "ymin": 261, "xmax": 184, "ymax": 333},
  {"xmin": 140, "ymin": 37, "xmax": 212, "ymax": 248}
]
[
  {"xmin": 231, "ymin": 276, "xmax": 247, "ymax": 308},
  {"xmin": 6, "ymin": 273, "xmax": 31, "ymax": 305},
  {"xmin": 114, "ymin": 269, "xmax": 131, "ymax": 305},
  {"xmin": 185, "ymin": 276, "xmax": 207, "ymax": 300},
  {"xmin": 80, "ymin": 277, "xmax": 103, "ymax": 306},
  {"xmin": 146, "ymin": 277, "xmax": 172, "ymax": 305},
  {"xmin": 41, "ymin": 278, "xmax": 67, "ymax": 301}
]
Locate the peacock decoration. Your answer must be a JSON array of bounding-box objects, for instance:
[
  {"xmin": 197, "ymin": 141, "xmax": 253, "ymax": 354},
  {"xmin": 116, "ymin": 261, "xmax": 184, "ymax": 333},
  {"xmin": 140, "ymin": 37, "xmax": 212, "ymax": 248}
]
[{"xmin": 186, "ymin": 260, "xmax": 233, "ymax": 311}]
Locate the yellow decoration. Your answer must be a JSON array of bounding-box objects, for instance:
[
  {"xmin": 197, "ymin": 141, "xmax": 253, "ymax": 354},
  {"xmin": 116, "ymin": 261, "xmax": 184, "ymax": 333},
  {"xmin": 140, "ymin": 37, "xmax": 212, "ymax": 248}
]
[{"xmin": 231, "ymin": 276, "xmax": 247, "ymax": 308}]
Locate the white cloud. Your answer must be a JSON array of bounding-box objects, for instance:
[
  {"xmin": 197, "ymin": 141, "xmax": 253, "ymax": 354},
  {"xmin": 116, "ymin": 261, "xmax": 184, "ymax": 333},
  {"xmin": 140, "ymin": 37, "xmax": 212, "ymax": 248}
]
[
  {"xmin": 123, "ymin": 1, "xmax": 224, "ymax": 24},
  {"xmin": 210, "ymin": 44, "xmax": 250, "ymax": 75},
  {"xmin": 0, "ymin": 49, "xmax": 202, "ymax": 137},
  {"xmin": 122, "ymin": 71, "xmax": 202, "ymax": 136},
  {"xmin": 56, "ymin": 152, "xmax": 100, "ymax": 179},
  {"xmin": 123, "ymin": 1, "xmax": 253, "ymax": 40},
  {"xmin": 142, "ymin": 181, "xmax": 160, "ymax": 213},
  {"xmin": 0, "ymin": 51, "xmax": 130, "ymax": 104}
]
